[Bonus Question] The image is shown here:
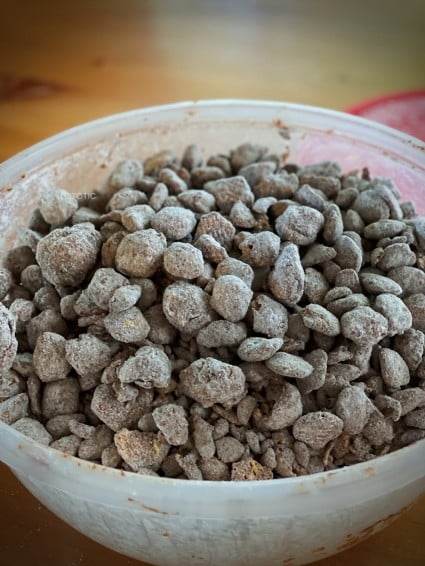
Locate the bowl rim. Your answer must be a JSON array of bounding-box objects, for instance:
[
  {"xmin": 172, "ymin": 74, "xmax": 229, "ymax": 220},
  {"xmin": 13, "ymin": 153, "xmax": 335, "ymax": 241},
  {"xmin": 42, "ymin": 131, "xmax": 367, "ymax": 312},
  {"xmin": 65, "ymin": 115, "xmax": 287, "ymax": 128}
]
[
  {"xmin": 1, "ymin": 99, "xmax": 425, "ymax": 501},
  {"xmin": 1, "ymin": 99, "xmax": 424, "ymax": 179}
]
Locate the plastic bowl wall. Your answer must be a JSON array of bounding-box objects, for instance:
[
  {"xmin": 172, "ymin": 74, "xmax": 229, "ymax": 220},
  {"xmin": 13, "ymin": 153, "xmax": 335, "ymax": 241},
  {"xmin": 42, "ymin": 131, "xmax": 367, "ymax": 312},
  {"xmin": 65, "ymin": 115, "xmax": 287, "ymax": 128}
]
[{"xmin": 0, "ymin": 100, "xmax": 424, "ymax": 566}]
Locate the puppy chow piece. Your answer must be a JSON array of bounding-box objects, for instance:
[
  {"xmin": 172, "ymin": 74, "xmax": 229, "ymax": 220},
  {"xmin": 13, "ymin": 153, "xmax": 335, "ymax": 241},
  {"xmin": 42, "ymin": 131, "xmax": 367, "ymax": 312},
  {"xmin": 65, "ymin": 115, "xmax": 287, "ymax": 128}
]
[
  {"xmin": 275, "ymin": 205, "xmax": 324, "ymax": 246},
  {"xmin": 109, "ymin": 285, "xmax": 142, "ymax": 313},
  {"xmin": 215, "ymin": 436, "xmax": 245, "ymax": 463},
  {"xmin": 177, "ymin": 189, "xmax": 216, "ymax": 214},
  {"xmin": 151, "ymin": 403, "xmax": 189, "ymax": 446},
  {"xmin": 262, "ymin": 382, "xmax": 302, "ymax": 430},
  {"xmin": 301, "ymin": 243, "xmax": 337, "ymax": 267},
  {"xmin": 144, "ymin": 304, "xmax": 178, "ymax": 345},
  {"xmin": 119, "ymin": 346, "xmax": 172, "ymax": 389},
  {"xmin": 0, "ymin": 393, "xmax": 29, "ymax": 425},
  {"xmin": 323, "ymin": 203, "xmax": 344, "ymax": 245},
  {"xmin": 191, "ymin": 166, "xmax": 226, "ymax": 189},
  {"xmin": 268, "ymin": 244, "xmax": 304, "ymax": 306},
  {"xmin": 341, "ymin": 306, "xmax": 388, "ymax": 345},
  {"xmin": 335, "ymin": 386, "xmax": 373, "ymax": 434},
  {"xmin": 210, "ymin": 275, "xmax": 253, "ymax": 322},
  {"xmin": 239, "ymin": 161, "xmax": 277, "ymax": 188},
  {"xmin": 360, "ymin": 273, "xmax": 403, "ymax": 295},
  {"xmin": 230, "ymin": 201, "xmax": 257, "ymax": 228},
  {"xmin": 0, "ymin": 369, "xmax": 24, "ymax": 399},
  {"xmin": 101, "ymin": 443, "xmax": 122, "ymax": 468},
  {"xmin": 215, "ymin": 258, "xmax": 254, "ymax": 288},
  {"xmin": 0, "ymin": 303, "xmax": 18, "ymax": 373},
  {"xmin": 404, "ymin": 293, "xmax": 425, "ymax": 332},
  {"xmin": 91, "ymin": 384, "xmax": 153, "ymax": 432},
  {"xmin": 388, "ymin": 266, "xmax": 425, "ymax": 297},
  {"xmin": 114, "ymin": 429, "xmax": 170, "ymax": 472},
  {"xmin": 254, "ymin": 171, "xmax": 298, "ymax": 199},
  {"xmin": 199, "ymin": 457, "xmax": 230, "ymax": 481},
  {"xmin": 296, "ymin": 349, "xmax": 327, "ymax": 395},
  {"xmin": 175, "ymin": 452, "xmax": 203, "ymax": 480},
  {"xmin": 115, "ymin": 229, "xmax": 167, "ymax": 277},
  {"xmin": 65, "ymin": 334, "xmax": 112, "ymax": 376},
  {"xmin": 292, "ymin": 412, "xmax": 344, "ymax": 450},
  {"xmin": 204, "ymin": 176, "xmax": 254, "ymax": 213},
  {"xmin": 41, "ymin": 378, "xmax": 80, "ymax": 419},
  {"xmin": 163, "ymin": 242, "xmax": 204, "ymax": 279},
  {"xmin": 109, "ymin": 159, "xmax": 144, "ymax": 189},
  {"xmin": 300, "ymin": 304, "xmax": 340, "ymax": 336},
  {"xmin": 230, "ymin": 142, "xmax": 267, "ymax": 170},
  {"xmin": 158, "ymin": 167, "xmax": 188, "ymax": 195},
  {"xmin": 265, "ymin": 352, "xmax": 313, "ymax": 379},
  {"xmin": 0, "ymin": 267, "xmax": 13, "ymax": 300},
  {"xmin": 101, "ymin": 231, "xmax": 127, "ymax": 268},
  {"xmin": 237, "ymin": 337, "xmax": 283, "ymax": 362},
  {"xmin": 33, "ymin": 332, "xmax": 71, "ymax": 382},
  {"xmin": 393, "ymin": 329, "xmax": 424, "ymax": 372},
  {"xmin": 107, "ymin": 187, "xmax": 147, "ymax": 211},
  {"xmin": 36, "ymin": 224, "xmax": 101, "ymax": 287},
  {"xmin": 196, "ymin": 320, "xmax": 247, "ymax": 349},
  {"xmin": 78, "ymin": 424, "xmax": 113, "ymax": 461},
  {"xmin": 4, "ymin": 245, "xmax": 35, "ymax": 279},
  {"xmin": 133, "ymin": 278, "xmax": 157, "ymax": 312},
  {"xmin": 193, "ymin": 415, "xmax": 216, "ymax": 460},
  {"xmin": 231, "ymin": 458, "xmax": 273, "ymax": 481},
  {"xmin": 195, "ymin": 234, "xmax": 228, "ymax": 264},
  {"xmin": 251, "ymin": 294, "xmax": 288, "ymax": 338},
  {"xmin": 237, "ymin": 231, "xmax": 280, "ymax": 268},
  {"xmin": 180, "ymin": 358, "xmax": 245, "ymax": 408},
  {"xmin": 163, "ymin": 281, "xmax": 215, "ymax": 336},
  {"xmin": 104, "ymin": 306, "xmax": 150, "ymax": 343},
  {"xmin": 303, "ymin": 268, "xmax": 330, "ymax": 304},
  {"xmin": 195, "ymin": 212, "xmax": 235, "ymax": 249},
  {"xmin": 334, "ymin": 234, "xmax": 363, "ymax": 272},
  {"xmin": 50, "ymin": 435, "xmax": 81, "ymax": 456},
  {"xmin": 379, "ymin": 348, "xmax": 411, "ymax": 390},
  {"xmin": 39, "ymin": 188, "xmax": 78, "ymax": 225},
  {"xmin": 86, "ymin": 268, "xmax": 129, "ymax": 310},
  {"xmin": 12, "ymin": 418, "xmax": 52, "ymax": 445},
  {"xmin": 151, "ymin": 206, "xmax": 196, "ymax": 240},
  {"xmin": 149, "ymin": 182, "xmax": 169, "ymax": 211},
  {"xmin": 374, "ymin": 293, "xmax": 412, "ymax": 336},
  {"xmin": 362, "ymin": 412, "xmax": 394, "ymax": 446}
]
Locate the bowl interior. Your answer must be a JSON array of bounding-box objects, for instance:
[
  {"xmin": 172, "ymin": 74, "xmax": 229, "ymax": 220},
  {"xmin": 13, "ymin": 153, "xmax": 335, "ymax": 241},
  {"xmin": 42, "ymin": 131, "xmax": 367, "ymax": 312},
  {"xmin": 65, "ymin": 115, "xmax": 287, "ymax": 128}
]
[
  {"xmin": 0, "ymin": 100, "xmax": 424, "ymax": 512},
  {"xmin": 1, "ymin": 100, "xmax": 424, "ymax": 259}
]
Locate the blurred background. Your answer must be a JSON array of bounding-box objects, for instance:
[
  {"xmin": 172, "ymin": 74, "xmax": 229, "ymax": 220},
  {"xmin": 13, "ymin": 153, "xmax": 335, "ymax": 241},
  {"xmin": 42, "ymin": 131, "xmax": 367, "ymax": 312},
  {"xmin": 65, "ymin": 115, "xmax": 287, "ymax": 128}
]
[
  {"xmin": 0, "ymin": 1, "xmax": 425, "ymax": 565},
  {"xmin": 1, "ymin": 0, "xmax": 424, "ymax": 161}
]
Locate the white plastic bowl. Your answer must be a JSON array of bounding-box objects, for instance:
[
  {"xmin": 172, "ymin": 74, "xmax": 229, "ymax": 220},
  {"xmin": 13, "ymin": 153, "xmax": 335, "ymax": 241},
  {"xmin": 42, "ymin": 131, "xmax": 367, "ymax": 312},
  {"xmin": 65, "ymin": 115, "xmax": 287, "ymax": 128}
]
[{"xmin": 0, "ymin": 100, "xmax": 424, "ymax": 566}]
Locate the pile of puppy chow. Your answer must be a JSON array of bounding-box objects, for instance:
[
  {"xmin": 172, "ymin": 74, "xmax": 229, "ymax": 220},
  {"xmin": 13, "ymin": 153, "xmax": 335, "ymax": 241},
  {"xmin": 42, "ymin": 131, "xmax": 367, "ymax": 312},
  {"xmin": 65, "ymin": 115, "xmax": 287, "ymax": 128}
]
[{"xmin": 1, "ymin": 141, "xmax": 424, "ymax": 481}]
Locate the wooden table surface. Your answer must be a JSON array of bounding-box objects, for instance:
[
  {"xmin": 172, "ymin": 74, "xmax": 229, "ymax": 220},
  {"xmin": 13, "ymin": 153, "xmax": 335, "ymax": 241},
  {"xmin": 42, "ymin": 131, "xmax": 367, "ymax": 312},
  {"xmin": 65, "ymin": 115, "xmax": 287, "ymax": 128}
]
[{"xmin": 0, "ymin": 1, "xmax": 424, "ymax": 565}]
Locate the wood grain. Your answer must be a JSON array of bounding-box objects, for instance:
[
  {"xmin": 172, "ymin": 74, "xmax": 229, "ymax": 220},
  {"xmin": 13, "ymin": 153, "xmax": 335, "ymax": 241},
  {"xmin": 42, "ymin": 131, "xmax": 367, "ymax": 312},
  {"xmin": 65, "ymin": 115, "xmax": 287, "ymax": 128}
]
[{"xmin": 0, "ymin": 1, "xmax": 424, "ymax": 565}]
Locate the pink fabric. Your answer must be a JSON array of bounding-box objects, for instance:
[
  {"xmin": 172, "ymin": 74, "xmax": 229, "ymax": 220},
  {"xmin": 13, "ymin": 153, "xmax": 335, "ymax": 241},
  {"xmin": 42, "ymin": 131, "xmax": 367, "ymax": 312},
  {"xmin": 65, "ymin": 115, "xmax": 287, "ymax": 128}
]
[{"xmin": 347, "ymin": 90, "xmax": 425, "ymax": 141}]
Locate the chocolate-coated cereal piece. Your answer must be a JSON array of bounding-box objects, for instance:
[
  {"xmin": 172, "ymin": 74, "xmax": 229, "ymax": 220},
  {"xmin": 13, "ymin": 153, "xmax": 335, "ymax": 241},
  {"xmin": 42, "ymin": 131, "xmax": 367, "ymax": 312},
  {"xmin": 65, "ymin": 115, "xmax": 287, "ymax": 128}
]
[
  {"xmin": 210, "ymin": 275, "xmax": 253, "ymax": 322},
  {"xmin": 41, "ymin": 378, "xmax": 80, "ymax": 419},
  {"xmin": 180, "ymin": 358, "xmax": 245, "ymax": 408},
  {"xmin": 119, "ymin": 346, "xmax": 172, "ymax": 389},
  {"xmin": 293, "ymin": 412, "xmax": 344, "ymax": 450},
  {"xmin": 65, "ymin": 334, "xmax": 112, "ymax": 376},
  {"xmin": 36, "ymin": 224, "xmax": 101, "ymax": 287},
  {"xmin": 114, "ymin": 429, "xmax": 170, "ymax": 472},
  {"xmin": 163, "ymin": 242, "xmax": 204, "ymax": 279},
  {"xmin": 152, "ymin": 403, "xmax": 189, "ymax": 446},
  {"xmin": 39, "ymin": 188, "xmax": 78, "ymax": 225},
  {"xmin": 151, "ymin": 206, "xmax": 196, "ymax": 240},
  {"xmin": 33, "ymin": 332, "xmax": 71, "ymax": 382},
  {"xmin": 115, "ymin": 229, "xmax": 167, "ymax": 277}
]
